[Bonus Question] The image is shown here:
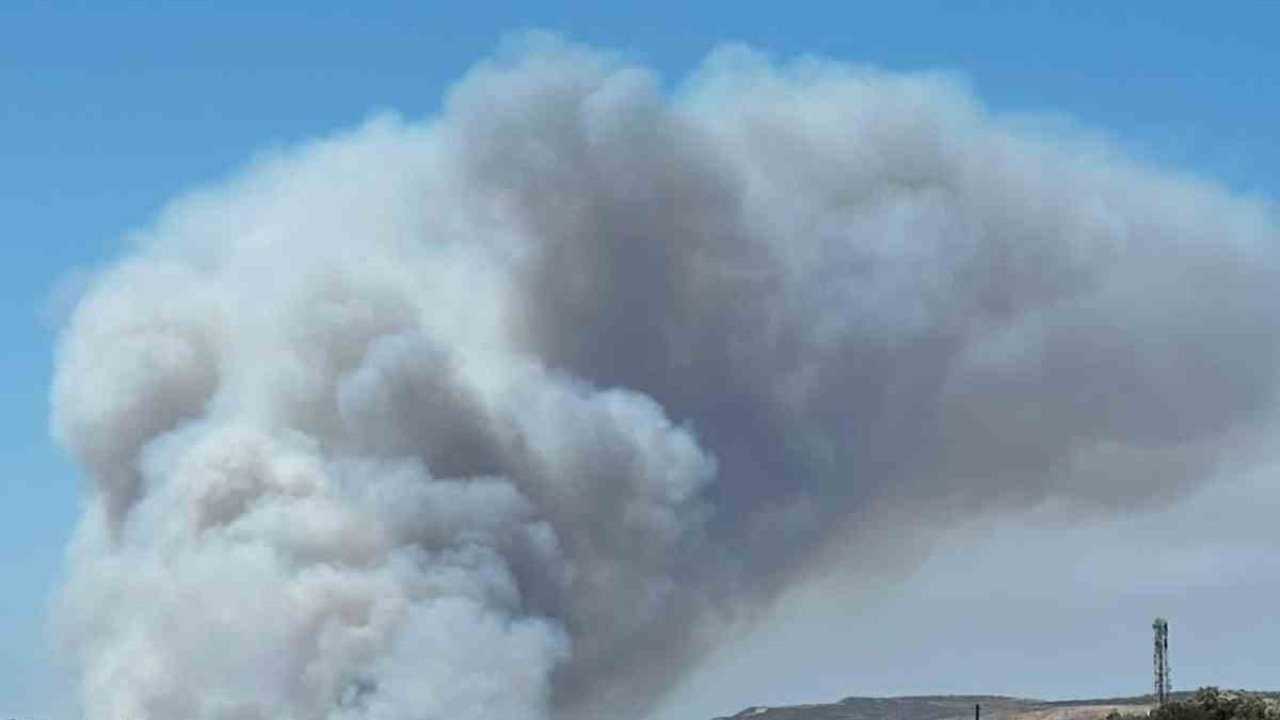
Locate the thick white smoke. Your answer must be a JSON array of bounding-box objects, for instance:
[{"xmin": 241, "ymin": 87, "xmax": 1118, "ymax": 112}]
[{"xmin": 53, "ymin": 37, "xmax": 1280, "ymax": 720}]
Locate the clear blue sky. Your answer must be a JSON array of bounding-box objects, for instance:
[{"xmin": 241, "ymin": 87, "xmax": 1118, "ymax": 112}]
[{"xmin": 2, "ymin": 1, "xmax": 1277, "ymax": 716}]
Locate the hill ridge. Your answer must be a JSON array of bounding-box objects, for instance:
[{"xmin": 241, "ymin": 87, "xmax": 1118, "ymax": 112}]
[{"xmin": 715, "ymin": 693, "xmax": 1160, "ymax": 720}]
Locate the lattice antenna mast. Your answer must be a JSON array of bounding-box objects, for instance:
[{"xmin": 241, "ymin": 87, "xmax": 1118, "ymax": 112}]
[{"xmin": 1153, "ymin": 618, "xmax": 1171, "ymax": 705}]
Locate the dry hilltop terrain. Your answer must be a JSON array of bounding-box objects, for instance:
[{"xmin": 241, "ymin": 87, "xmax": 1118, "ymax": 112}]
[
  {"xmin": 716, "ymin": 695, "xmax": 1170, "ymax": 720},
  {"xmin": 717, "ymin": 692, "xmax": 1280, "ymax": 720}
]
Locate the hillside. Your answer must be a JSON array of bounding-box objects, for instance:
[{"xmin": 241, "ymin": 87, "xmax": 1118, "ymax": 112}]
[
  {"xmin": 717, "ymin": 692, "xmax": 1280, "ymax": 720},
  {"xmin": 715, "ymin": 694, "xmax": 1162, "ymax": 720}
]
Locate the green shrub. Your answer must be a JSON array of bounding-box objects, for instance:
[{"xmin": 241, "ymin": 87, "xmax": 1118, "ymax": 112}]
[{"xmin": 1148, "ymin": 688, "xmax": 1280, "ymax": 720}]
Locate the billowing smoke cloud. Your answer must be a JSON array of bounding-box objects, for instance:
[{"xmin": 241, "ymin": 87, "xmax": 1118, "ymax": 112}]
[{"xmin": 52, "ymin": 36, "xmax": 1280, "ymax": 720}]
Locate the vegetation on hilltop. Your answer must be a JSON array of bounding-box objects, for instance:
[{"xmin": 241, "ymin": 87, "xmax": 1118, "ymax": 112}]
[{"xmin": 1108, "ymin": 688, "xmax": 1280, "ymax": 720}]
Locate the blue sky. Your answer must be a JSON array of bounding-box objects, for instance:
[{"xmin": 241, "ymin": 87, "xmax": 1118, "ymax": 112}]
[{"xmin": 2, "ymin": 1, "xmax": 1278, "ymax": 716}]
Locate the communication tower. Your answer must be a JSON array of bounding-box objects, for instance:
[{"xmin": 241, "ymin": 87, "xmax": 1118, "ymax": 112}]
[{"xmin": 1153, "ymin": 617, "xmax": 1171, "ymax": 705}]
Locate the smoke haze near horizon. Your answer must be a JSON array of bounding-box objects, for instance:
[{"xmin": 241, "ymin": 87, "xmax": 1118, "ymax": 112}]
[{"xmin": 51, "ymin": 36, "xmax": 1280, "ymax": 720}]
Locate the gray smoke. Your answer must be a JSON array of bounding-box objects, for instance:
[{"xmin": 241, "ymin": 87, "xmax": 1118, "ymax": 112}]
[{"xmin": 52, "ymin": 36, "xmax": 1280, "ymax": 720}]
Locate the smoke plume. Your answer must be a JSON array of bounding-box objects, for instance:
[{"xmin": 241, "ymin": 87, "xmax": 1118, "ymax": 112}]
[{"xmin": 52, "ymin": 37, "xmax": 1280, "ymax": 720}]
